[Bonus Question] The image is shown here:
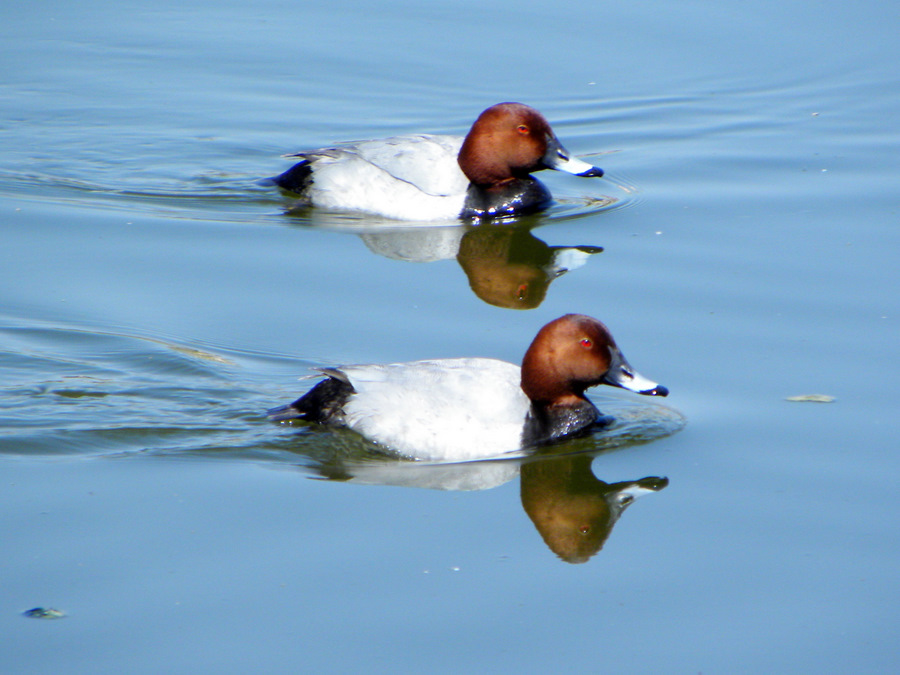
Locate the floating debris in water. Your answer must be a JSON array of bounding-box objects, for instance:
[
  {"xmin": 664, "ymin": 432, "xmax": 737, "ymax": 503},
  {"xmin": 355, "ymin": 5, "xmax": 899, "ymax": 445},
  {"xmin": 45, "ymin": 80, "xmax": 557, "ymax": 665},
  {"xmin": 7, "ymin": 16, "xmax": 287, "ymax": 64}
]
[
  {"xmin": 51, "ymin": 389, "xmax": 109, "ymax": 399},
  {"xmin": 168, "ymin": 344, "xmax": 233, "ymax": 364},
  {"xmin": 785, "ymin": 394, "xmax": 835, "ymax": 403},
  {"xmin": 22, "ymin": 607, "xmax": 65, "ymax": 619}
]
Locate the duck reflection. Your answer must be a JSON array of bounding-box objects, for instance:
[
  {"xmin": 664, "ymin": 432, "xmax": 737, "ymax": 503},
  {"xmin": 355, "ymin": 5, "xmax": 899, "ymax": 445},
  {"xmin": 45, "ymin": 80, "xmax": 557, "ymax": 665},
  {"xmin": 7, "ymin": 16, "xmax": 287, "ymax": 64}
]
[
  {"xmin": 520, "ymin": 452, "xmax": 667, "ymax": 564},
  {"xmin": 297, "ymin": 217, "xmax": 603, "ymax": 309},
  {"xmin": 296, "ymin": 437, "xmax": 666, "ymax": 564},
  {"xmin": 455, "ymin": 225, "xmax": 603, "ymax": 309}
]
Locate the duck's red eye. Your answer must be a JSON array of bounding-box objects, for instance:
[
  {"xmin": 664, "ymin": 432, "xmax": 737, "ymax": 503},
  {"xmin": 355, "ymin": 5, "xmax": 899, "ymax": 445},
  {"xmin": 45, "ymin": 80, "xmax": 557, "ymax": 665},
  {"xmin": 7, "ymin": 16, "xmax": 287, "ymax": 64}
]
[
  {"xmin": 580, "ymin": 338, "xmax": 593, "ymax": 348},
  {"xmin": 517, "ymin": 124, "xmax": 529, "ymax": 135}
]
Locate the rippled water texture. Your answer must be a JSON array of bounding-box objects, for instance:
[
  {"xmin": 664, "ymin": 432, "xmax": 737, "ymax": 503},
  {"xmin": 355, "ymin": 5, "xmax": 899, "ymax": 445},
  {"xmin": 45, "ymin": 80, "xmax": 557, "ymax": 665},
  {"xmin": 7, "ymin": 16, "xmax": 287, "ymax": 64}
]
[{"xmin": 1, "ymin": 0, "xmax": 898, "ymax": 672}]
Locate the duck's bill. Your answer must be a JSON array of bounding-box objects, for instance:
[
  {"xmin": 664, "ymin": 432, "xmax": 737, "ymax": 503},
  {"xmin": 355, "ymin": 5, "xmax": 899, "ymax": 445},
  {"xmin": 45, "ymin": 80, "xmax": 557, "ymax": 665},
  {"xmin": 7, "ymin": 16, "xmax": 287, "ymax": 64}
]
[
  {"xmin": 602, "ymin": 347, "xmax": 669, "ymax": 396},
  {"xmin": 542, "ymin": 137, "xmax": 604, "ymax": 177}
]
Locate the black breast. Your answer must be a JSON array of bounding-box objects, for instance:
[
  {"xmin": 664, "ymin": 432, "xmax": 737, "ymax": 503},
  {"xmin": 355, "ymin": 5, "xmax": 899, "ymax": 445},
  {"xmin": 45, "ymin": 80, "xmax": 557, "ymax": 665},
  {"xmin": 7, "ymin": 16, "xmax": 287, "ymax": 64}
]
[
  {"xmin": 461, "ymin": 178, "xmax": 552, "ymax": 221},
  {"xmin": 521, "ymin": 400, "xmax": 607, "ymax": 447}
]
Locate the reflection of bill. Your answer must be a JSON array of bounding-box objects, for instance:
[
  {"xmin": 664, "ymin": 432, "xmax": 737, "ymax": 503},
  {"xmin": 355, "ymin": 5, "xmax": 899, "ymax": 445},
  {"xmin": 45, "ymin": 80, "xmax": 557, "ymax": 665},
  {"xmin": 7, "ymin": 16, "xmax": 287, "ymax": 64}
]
[
  {"xmin": 521, "ymin": 453, "xmax": 668, "ymax": 564},
  {"xmin": 357, "ymin": 223, "xmax": 603, "ymax": 309}
]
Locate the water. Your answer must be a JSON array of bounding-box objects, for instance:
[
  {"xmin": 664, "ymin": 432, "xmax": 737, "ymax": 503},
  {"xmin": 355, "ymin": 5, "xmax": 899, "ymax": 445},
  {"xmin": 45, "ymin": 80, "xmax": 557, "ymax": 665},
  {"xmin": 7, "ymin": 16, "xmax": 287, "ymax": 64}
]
[{"xmin": 2, "ymin": 0, "xmax": 899, "ymax": 672}]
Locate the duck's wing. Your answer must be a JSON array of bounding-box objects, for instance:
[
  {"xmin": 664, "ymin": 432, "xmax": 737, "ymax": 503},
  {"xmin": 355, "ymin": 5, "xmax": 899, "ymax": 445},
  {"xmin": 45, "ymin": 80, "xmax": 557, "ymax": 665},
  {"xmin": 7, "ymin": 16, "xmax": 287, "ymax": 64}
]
[
  {"xmin": 338, "ymin": 358, "xmax": 531, "ymax": 460},
  {"xmin": 333, "ymin": 134, "xmax": 469, "ymax": 197}
]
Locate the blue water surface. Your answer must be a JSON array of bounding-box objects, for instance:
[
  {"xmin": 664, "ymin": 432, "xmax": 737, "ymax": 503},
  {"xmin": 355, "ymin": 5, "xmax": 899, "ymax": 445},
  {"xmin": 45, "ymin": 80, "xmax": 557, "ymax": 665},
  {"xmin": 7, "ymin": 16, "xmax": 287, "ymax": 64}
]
[{"xmin": 1, "ymin": 0, "xmax": 898, "ymax": 673}]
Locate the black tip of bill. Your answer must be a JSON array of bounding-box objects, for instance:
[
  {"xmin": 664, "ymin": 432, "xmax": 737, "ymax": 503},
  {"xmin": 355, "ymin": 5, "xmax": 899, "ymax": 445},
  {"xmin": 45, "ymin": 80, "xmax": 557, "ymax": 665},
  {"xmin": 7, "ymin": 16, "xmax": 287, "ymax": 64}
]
[{"xmin": 577, "ymin": 166, "xmax": 604, "ymax": 178}]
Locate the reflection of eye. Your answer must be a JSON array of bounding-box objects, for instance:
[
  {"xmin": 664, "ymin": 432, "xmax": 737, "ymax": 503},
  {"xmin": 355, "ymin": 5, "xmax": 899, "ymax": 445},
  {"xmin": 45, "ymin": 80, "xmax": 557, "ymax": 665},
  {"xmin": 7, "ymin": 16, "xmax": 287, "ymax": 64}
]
[
  {"xmin": 580, "ymin": 338, "xmax": 592, "ymax": 348},
  {"xmin": 579, "ymin": 525, "xmax": 591, "ymax": 534}
]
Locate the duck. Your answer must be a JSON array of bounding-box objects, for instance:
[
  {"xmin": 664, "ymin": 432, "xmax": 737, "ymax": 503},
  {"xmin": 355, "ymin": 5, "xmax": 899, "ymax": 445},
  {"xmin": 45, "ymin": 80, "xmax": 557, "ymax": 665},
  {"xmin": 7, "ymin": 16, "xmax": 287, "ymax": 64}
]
[
  {"xmin": 271, "ymin": 102, "xmax": 604, "ymax": 221},
  {"xmin": 268, "ymin": 314, "xmax": 668, "ymax": 461}
]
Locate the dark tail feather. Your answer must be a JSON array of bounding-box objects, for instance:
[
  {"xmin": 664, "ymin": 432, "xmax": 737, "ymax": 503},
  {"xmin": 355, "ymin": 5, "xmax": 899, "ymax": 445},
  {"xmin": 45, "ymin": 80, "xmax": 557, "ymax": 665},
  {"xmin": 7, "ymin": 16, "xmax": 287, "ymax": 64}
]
[
  {"xmin": 267, "ymin": 403, "xmax": 305, "ymax": 421},
  {"xmin": 268, "ymin": 377, "xmax": 355, "ymax": 424},
  {"xmin": 271, "ymin": 159, "xmax": 313, "ymax": 195}
]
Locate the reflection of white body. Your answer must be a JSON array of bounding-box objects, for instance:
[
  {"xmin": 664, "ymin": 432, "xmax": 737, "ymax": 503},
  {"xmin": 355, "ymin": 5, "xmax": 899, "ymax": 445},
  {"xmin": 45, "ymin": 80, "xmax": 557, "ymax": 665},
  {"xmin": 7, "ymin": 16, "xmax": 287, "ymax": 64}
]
[
  {"xmin": 338, "ymin": 456, "xmax": 521, "ymax": 491},
  {"xmin": 358, "ymin": 227, "xmax": 599, "ymax": 267},
  {"xmin": 359, "ymin": 225, "xmax": 467, "ymax": 262}
]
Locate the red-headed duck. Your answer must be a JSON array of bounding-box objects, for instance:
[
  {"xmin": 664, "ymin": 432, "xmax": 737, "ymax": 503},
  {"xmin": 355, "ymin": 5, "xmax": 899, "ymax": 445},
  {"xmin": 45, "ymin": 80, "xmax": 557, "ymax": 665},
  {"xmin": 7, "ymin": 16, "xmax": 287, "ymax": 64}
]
[
  {"xmin": 268, "ymin": 314, "xmax": 667, "ymax": 461},
  {"xmin": 271, "ymin": 103, "xmax": 604, "ymax": 221}
]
